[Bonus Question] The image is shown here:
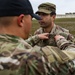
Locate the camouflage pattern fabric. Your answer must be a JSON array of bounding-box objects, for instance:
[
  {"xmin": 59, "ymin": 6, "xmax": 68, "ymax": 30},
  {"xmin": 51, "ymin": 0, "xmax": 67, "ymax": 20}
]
[
  {"xmin": 34, "ymin": 24, "xmax": 74, "ymax": 47},
  {"xmin": 36, "ymin": 2, "xmax": 56, "ymax": 14},
  {"xmin": 0, "ymin": 34, "xmax": 75, "ymax": 75},
  {"xmin": 25, "ymin": 35, "xmax": 40, "ymax": 46}
]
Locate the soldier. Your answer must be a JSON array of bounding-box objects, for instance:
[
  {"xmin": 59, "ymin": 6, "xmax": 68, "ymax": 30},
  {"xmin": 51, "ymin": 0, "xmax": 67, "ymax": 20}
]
[
  {"xmin": 0, "ymin": 0, "xmax": 75, "ymax": 75},
  {"xmin": 34, "ymin": 2, "xmax": 74, "ymax": 48}
]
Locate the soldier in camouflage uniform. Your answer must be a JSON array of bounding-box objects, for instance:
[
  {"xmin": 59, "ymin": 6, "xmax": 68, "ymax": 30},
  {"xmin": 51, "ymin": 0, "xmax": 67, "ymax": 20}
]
[
  {"xmin": 34, "ymin": 2, "xmax": 74, "ymax": 48},
  {"xmin": 0, "ymin": 0, "xmax": 75, "ymax": 75}
]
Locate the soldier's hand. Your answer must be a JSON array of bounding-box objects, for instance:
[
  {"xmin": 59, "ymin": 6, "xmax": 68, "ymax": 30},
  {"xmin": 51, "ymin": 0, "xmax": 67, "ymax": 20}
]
[
  {"xmin": 37, "ymin": 33, "xmax": 49, "ymax": 40},
  {"xmin": 55, "ymin": 35, "xmax": 65, "ymax": 41}
]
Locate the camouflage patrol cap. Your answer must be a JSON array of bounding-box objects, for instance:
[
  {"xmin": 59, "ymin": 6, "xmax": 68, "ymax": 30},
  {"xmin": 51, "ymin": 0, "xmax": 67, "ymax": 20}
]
[{"xmin": 36, "ymin": 2, "xmax": 56, "ymax": 14}]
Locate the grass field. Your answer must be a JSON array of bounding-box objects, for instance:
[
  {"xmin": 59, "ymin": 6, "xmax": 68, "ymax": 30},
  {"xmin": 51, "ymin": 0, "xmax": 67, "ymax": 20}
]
[{"xmin": 31, "ymin": 18, "xmax": 75, "ymax": 37}]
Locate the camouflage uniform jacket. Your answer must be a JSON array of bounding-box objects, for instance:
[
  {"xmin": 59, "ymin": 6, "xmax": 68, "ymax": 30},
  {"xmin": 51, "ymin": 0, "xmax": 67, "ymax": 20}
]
[
  {"xmin": 0, "ymin": 34, "xmax": 75, "ymax": 75},
  {"xmin": 26, "ymin": 35, "xmax": 40, "ymax": 47},
  {"xmin": 34, "ymin": 24, "xmax": 74, "ymax": 47}
]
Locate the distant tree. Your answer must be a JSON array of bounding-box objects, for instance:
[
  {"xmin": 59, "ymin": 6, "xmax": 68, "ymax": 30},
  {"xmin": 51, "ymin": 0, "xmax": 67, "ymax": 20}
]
[{"xmin": 73, "ymin": 12, "xmax": 75, "ymax": 14}]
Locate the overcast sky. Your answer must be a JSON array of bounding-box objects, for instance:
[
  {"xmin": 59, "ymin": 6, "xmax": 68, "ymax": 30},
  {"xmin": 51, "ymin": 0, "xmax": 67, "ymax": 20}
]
[{"xmin": 30, "ymin": 0, "xmax": 75, "ymax": 14}]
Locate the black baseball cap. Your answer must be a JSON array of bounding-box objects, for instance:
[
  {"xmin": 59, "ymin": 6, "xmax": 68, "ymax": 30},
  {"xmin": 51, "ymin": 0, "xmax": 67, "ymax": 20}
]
[{"xmin": 0, "ymin": 0, "xmax": 41, "ymax": 20}]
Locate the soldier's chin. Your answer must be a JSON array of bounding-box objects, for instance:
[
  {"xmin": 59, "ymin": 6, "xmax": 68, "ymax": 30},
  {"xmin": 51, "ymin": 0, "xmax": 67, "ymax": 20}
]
[{"xmin": 41, "ymin": 25, "xmax": 48, "ymax": 28}]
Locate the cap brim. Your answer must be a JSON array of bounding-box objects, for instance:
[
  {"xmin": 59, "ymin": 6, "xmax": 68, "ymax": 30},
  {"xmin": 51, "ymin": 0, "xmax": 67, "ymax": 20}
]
[
  {"xmin": 31, "ymin": 14, "xmax": 42, "ymax": 20},
  {"xmin": 36, "ymin": 9, "xmax": 51, "ymax": 14}
]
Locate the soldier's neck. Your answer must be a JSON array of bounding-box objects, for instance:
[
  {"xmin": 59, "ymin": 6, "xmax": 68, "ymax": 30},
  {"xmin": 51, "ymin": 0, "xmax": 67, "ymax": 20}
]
[{"xmin": 43, "ymin": 24, "xmax": 54, "ymax": 33}]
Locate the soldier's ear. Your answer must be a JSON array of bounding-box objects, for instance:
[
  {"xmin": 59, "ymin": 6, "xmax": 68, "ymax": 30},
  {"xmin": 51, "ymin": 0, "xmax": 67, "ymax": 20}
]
[
  {"xmin": 53, "ymin": 15, "xmax": 56, "ymax": 19},
  {"xmin": 52, "ymin": 15, "xmax": 56, "ymax": 21},
  {"xmin": 17, "ymin": 14, "xmax": 25, "ymax": 27}
]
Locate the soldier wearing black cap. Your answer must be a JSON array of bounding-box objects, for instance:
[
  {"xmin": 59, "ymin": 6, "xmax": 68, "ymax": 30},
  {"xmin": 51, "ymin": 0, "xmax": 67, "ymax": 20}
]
[
  {"xmin": 0, "ymin": 0, "xmax": 50, "ymax": 75},
  {"xmin": 0, "ymin": 0, "xmax": 75, "ymax": 75},
  {"xmin": 34, "ymin": 2, "xmax": 74, "ymax": 48}
]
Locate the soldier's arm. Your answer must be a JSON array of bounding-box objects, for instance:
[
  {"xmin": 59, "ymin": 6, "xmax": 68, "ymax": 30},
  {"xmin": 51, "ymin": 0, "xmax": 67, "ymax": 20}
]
[
  {"xmin": 57, "ymin": 25, "xmax": 75, "ymax": 42},
  {"xmin": 60, "ymin": 32, "xmax": 75, "ymax": 42},
  {"xmin": 67, "ymin": 33, "xmax": 75, "ymax": 42},
  {"xmin": 55, "ymin": 35, "xmax": 75, "ymax": 50},
  {"xmin": 25, "ymin": 35, "xmax": 40, "ymax": 46},
  {"xmin": 25, "ymin": 33, "xmax": 49, "ymax": 46},
  {"xmin": 34, "ymin": 28, "xmax": 42, "ymax": 35}
]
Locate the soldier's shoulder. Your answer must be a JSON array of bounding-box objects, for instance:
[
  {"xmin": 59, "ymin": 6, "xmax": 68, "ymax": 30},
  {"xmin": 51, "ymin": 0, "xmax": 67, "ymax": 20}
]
[
  {"xmin": 56, "ymin": 25, "xmax": 69, "ymax": 33},
  {"xmin": 0, "ymin": 34, "xmax": 31, "ymax": 53},
  {"xmin": 34, "ymin": 27, "xmax": 43, "ymax": 34}
]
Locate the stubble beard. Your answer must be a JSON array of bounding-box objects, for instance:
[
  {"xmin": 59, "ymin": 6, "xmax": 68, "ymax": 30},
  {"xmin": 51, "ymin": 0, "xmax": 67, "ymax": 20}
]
[{"xmin": 40, "ymin": 23, "xmax": 52, "ymax": 28}]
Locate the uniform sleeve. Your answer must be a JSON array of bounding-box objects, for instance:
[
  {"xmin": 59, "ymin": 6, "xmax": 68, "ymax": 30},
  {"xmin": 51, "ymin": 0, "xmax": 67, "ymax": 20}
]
[
  {"xmin": 67, "ymin": 33, "xmax": 75, "ymax": 42},
  {"xmin": 34, "ymin": 28, "xmax": 43, "ymax": 35},
  {"xmin": 56, "ymin": 25, "xmax": 75, "ymax": 42},
  {"xmin": 56, "ymin": 37, "xmax": 75, "ymax": 50},
  {"xmin": 0, "ymin": 43, "xmax": 75, "ymax": 75},
  {"xmin": 34, "ymin": 30, "xmax": 39, "ymax": 35},
  {"xmin": 25, "ymin": 35, "xmax": 40, "ymax": 46}
]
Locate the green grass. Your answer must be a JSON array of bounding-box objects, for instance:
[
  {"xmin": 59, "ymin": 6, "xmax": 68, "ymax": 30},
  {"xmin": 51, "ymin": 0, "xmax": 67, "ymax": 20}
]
[
  {"xmin": 31, "ymin": 20, "xmax": 40, "ymax": 35},
  {"xmin": 55, "ymin": 18, "xmax": 75, "ymax": 22},
  {"xmin": 31, "ymin": 18, "xmax": 75, "ymax": 37}
]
